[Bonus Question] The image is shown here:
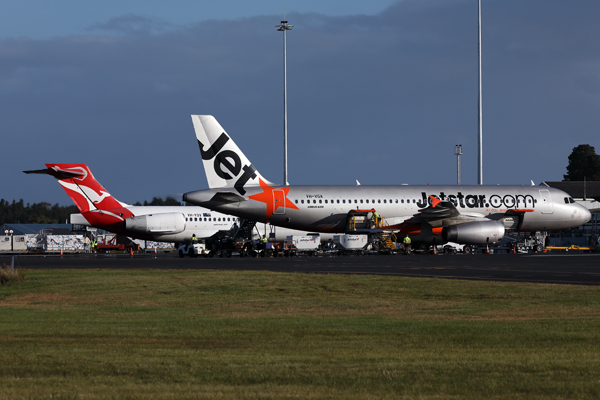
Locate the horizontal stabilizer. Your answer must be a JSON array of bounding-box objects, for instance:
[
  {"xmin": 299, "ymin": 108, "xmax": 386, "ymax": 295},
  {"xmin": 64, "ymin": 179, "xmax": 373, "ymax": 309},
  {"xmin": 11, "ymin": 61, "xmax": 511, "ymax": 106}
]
[
  {"xmin": 211, "ymin": 192, "xmax": 247, "ymax": 204},
  {"xmin": 23, "ymin": 166, "xmax": 85, "ymax": 180}
]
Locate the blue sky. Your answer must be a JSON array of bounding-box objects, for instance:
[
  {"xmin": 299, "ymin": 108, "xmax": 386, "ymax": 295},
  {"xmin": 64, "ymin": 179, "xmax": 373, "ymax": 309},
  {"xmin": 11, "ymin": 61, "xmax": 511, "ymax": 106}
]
[{"xmin": 2, "ymin": 0, "xmax": 599, "ymax": 206}]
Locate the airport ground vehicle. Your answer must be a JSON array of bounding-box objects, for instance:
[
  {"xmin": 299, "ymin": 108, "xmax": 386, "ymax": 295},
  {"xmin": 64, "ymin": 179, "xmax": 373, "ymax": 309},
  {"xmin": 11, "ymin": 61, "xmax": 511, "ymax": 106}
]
[
  {"xmin": 178, "ymin": 240, "xmax": 206, "ymax": 258},
  {"xmin": 96, "ymin": 234, "xmax": 138, "ymax": 253},
  {"xmin": 284, "ymin": 235, "xmax": 320, "ymax": 257},
  {"xmin": 334, "ymin": 235, "xmax": 368, "ymax": 255}
]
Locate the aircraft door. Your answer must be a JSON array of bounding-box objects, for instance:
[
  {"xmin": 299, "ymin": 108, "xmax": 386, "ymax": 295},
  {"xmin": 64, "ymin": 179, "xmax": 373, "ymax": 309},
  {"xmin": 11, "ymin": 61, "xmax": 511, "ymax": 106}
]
[
  {"xmin": 539, "ymin": 190, "xmax": 553, "ymax": 214},
  {"xmin": 273, "ymin": 190, "xmax": 286, "ymax": 214}
]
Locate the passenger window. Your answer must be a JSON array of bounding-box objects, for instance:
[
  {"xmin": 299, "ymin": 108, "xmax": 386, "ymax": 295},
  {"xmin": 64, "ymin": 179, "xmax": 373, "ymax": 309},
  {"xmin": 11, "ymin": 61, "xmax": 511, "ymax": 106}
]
[
  {"xmin": 295, "ymin": 199, "xmax": 298, "ymax": 204},
  {"xmin": 378, "ymin": 199, "xmax": 381, "ymax": 203},
  {"xmin": 343, "ymin": 200, "xmax": 346, "ymax": 204},
  {"xmin": 366, "ymin": 199, "xmax": 369, "ymax": 204},
  {"xmin": 383, "ymin": 199, "xmax": 387, "ymax": 204},
  {"xmin": 354, "ymin": 200, "xmax": 357, "ymax": 204},
  {"xmin": 401, "ymin": 199, "xmax": 404, "ymax": 203},
  {"xmin": 337, "ymin": 200, "xmax": 340, "ymax": 204},
  {"xmin": 360, "ymin": 199, "xmax": 363, "ymax": 204},
  {"xmin": 319, "ymin": 200, "xmax": 322, "ymax": 204},
  {"xmin": 325, "ymin": 200, "xmax": 328, "ymax": 204},
  {"xmin": 301, "ymin": 200, "xmax": 304, "ymax": 204},
  {"xmin": 313, "ymin": 200, "xmax": 316, "ymax": 204},
  {"xmin": 395, "ymin": 199, "xmax": 398, "ymax": 203}
]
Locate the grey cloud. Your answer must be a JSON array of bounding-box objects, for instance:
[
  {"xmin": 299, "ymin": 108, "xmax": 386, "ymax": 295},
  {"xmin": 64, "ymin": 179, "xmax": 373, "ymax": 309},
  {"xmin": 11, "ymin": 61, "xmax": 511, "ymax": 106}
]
[{"xmin": 1, "ymin": 0, "xmax": 599, "ymax": 205}]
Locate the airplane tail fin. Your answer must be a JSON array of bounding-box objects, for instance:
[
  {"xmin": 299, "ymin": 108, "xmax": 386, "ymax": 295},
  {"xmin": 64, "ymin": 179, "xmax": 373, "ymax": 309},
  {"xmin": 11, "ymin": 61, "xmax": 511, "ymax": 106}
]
[
  {"xmin": 23, "ymin": 164, "xmax": 128, "ymax": 212},
  {"xmin": 191, "ymin": 115, "xmax": 275, "ymax": 195}
]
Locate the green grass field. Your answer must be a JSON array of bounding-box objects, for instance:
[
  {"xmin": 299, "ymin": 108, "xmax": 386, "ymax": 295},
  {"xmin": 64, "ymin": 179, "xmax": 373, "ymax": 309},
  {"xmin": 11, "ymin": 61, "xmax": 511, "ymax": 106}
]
[{"xmin": 1, "ymin": 268, "xmax": 600, "ymax": 399}]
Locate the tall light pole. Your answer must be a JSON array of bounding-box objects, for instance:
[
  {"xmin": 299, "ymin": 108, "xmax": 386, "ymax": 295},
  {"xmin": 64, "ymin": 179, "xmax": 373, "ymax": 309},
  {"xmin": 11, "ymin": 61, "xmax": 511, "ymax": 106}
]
[
  {"xmin": 455, "ymin": 145, "xmax": 463, "ymax": 185},
  {"xmin": 277, "ymin": 20, "xmax": 293, "ymax": 186},
  {"xmin": 477, "ymin": 0, "xmax": 483, "ymax": 185}
]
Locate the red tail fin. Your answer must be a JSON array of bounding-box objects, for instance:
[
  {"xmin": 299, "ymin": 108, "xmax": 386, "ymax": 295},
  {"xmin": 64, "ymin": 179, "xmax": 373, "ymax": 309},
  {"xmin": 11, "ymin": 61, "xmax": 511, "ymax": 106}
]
[{"xmin": 42, "ymin": 164, "xmax": 125, "ymax": 212}]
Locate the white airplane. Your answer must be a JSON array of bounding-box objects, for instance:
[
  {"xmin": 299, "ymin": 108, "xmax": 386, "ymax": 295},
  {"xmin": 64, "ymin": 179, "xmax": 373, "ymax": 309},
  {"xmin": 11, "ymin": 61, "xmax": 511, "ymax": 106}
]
[
  {"xmin": 183, "ymin": 115, "xmax": 592, "ymax": 246},
  {"xmin": 24, "ymin": 164, "xmax": 319, "ymax": 244}
]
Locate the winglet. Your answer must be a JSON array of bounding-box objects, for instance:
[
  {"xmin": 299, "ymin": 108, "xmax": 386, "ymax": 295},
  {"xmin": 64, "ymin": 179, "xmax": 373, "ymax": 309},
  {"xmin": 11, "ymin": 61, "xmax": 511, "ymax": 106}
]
[{"xmin": 429, "ymin": 195, "xmax": 442, "ymax": 208}]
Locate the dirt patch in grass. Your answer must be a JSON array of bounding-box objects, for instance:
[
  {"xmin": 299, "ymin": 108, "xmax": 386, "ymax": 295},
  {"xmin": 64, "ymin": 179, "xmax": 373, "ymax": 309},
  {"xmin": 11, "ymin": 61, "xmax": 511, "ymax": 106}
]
[{"xmin": 0, "ymin": 292, "xmax": 97, "ymax": 307}]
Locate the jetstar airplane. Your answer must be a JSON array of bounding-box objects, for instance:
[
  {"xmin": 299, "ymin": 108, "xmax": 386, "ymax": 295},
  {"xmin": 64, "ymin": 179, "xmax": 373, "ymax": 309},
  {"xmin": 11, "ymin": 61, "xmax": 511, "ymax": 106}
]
[
  {"xmin": 183, "ymin": 115, "xmax": 592, "ymax": 246},
  {"xmin": 24, "ymin": 164, "xmax": 317, "ymax": 244}
]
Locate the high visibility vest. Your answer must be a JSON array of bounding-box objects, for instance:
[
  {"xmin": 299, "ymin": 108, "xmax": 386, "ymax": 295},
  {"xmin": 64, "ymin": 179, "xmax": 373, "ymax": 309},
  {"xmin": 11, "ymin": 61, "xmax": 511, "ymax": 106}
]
[
  {"xmin": 261, "ymin": 237, "xmax": 267, "ymax": 243},
  {"xmin": 403, "ymin": 237, "xmax": 411, "ymax": 244}
]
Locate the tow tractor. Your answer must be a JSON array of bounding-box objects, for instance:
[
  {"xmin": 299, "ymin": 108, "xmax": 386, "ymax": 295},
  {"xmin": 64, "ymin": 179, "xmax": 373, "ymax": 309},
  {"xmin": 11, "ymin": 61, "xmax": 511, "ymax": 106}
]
[
  {"xmin": 96, "ymin": 234, "xmax": 139, "ymax": 253},
  {"xmin": 178, "ymin": 239, "xmax": 206, "ymax": 258}
]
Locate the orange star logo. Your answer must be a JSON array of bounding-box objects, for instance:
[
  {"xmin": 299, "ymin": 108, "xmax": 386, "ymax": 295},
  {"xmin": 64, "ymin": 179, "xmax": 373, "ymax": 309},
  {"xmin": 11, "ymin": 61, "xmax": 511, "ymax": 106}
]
[{"xmin": 249, "ymin": 178, "xmax": 299, "ymax": 219}]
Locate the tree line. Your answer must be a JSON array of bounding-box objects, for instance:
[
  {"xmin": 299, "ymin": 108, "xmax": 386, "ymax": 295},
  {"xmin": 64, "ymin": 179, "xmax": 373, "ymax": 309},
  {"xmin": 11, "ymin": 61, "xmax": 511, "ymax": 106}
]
[{"xmin": 0, "ymin": 197, "xmax": 182, "ymax": 225}]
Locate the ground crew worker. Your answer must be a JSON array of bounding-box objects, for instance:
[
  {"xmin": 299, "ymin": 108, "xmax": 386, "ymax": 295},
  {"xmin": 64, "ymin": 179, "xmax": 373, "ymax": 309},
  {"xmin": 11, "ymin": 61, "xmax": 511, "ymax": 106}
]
[
  {"xmin": 372, "ymin": 211, "xmax": 379, "ymax": 228},
  {"xmin": 191, "ymin": 234, "xmax": 198, "ymax": 243},
  {"xmin": 403, "ymin": 234, "xmax": 411, "ymax": 250},
  {"xmin": 91, "ymin": 238, "xmax": 97, "ymax": 253},
  {"xmin": 260, "ymin": 235, "xmax": 267, "ymax": 250}
]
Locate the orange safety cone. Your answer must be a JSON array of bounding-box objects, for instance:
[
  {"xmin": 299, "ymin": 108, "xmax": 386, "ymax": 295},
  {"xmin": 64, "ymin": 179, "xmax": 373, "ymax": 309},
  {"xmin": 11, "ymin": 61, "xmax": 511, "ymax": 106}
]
[
  {"xmin": 129, "ymin": 247, "xmax": 134, "ymax": 256},
  {"xmin": 60, "ymin": 247, "xmax": 63, "ymax": 257},
  {"xmin": 485, "ymin": 245, "xmax": 490, "ymax": 254},
  {"xmin": 512, "ymin": 245, "xmax": 516, "ymax": 254},
  {"xmin": 432, "ymin": 246, "xmax": 437, "ymax": 255},
  {"xmin": 154, "ymin": 247, "xmax": 157, "ymax": 254}
]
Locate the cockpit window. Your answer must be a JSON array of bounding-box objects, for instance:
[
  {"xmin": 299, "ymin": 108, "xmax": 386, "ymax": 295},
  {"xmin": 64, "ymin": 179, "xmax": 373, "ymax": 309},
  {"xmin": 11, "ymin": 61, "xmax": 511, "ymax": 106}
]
[
  {"xmin": 564, "ymin": 197, "xmax": 569, "ymax": 204},
  {"xmin": 569, "ymin": 197, "xmax": 575, "ymax": 204}
]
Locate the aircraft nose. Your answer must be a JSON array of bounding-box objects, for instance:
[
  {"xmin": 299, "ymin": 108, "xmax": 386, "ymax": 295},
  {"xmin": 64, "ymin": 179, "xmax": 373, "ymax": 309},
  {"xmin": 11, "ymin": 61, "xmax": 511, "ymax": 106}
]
[{"xmin": 581, "ymin": 205, "xmax": 592, "ymax": 224}]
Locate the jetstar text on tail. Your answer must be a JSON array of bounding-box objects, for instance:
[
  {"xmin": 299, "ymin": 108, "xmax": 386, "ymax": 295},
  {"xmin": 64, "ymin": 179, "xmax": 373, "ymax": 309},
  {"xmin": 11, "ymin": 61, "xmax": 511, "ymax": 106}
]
[{"xmin": 198, "ymin": 132, "xmax": 258, "ymax": 195}]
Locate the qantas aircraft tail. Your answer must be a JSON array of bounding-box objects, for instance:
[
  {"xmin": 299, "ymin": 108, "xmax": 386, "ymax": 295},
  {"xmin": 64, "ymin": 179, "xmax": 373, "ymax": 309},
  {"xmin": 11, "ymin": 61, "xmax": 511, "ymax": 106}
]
[
  {"xmin": 191, "ymin": 115, "xmax": 275, "ymax": 195},
  {"xmin": 23, "ymin": 164, "xmax": 128, "ymax": 212}
]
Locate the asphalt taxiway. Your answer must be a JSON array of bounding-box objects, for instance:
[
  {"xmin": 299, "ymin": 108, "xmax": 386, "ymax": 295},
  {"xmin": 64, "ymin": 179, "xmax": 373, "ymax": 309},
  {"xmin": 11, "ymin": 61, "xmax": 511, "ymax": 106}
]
[{"xmin": 2, "ymin": 252, "xmax": 600, "ymax": 285}]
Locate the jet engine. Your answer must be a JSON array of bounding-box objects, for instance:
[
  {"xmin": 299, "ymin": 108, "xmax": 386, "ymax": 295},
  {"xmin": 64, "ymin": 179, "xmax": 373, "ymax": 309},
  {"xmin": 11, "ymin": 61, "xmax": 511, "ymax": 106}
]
[
  {"xmin": 442, "ymin": 220, "xmax": 504, "ymax": 245},
  {"xmin": 124, "ymin": 212, "xmax": 186, "ymax": 234}
]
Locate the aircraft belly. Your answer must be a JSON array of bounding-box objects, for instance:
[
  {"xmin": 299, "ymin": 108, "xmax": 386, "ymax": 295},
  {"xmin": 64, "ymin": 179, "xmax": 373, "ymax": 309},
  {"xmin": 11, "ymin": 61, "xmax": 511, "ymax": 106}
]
[{"xmin": 270, "ymin": 210, "xmax": 346, "ymax": 232}]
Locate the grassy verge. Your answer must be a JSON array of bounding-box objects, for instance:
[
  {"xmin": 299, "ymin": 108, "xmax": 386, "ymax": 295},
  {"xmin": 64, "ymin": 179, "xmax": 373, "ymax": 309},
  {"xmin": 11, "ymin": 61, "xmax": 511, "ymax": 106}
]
[
  {"xmin": 0, "ymin": 265, "xmax": 24, "ymax": 285},
  {"xmin": 1, "ymin": 269, "xmax": 600, "ymax": 399}
]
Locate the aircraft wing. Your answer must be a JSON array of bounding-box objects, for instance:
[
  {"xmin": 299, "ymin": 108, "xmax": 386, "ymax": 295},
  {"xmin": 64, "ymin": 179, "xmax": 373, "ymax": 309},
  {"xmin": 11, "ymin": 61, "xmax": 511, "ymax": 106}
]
[
  {"xmin": 409, "ymin": 196, "xmax": 462, "ymax": 223},
  {"xmin": 405, "ymin": 195, "xmax": 535, "ymax": 229}
]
